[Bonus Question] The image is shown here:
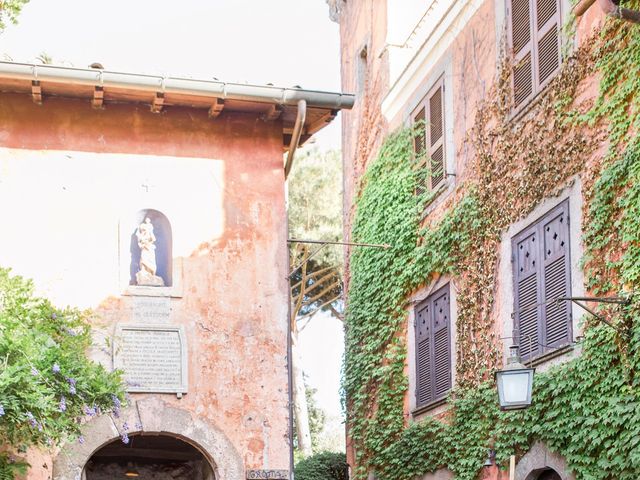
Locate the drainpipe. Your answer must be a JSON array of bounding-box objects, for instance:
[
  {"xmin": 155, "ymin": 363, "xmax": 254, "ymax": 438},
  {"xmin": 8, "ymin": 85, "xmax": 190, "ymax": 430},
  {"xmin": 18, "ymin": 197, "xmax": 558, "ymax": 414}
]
[
  {"xmin": 574, "ymin": 0, "xmax": 640, "ymax": 23},
  {"xmin": 284, "ymin": 100, "xmax": 307, "ymax": 180},
  {"xmin": 285, "ymin": 99, "xmax": 306, "ymax": 480}
]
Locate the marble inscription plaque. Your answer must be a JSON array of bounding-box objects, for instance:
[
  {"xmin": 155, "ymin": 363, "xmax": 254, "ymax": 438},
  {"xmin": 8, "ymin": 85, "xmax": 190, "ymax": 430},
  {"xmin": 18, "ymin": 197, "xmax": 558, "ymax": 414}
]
[
  {"xmin": 132, "ymin": 296, "xmax": 171, "ymax": 323},
  {"xmin": 114, "ymin": 325, "xmax": 187, "ymax": 394},
  {"xmin": 246, "ymin": 471, "xmax": 288, "ymax": 479}
]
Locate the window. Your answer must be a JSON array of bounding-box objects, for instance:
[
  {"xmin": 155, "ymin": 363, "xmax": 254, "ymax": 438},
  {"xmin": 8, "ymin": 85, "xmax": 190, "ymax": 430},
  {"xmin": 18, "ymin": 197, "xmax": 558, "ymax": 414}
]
[
  {"xmin": 412, "ymin": 77, "xmax": 446, "ymax": 195},
  {"xmin": 415, "ymin": 284, "xmax": 452, "ymax": 408},
  {"xmin": 508, "ymin": 0, "xmax": 561, "ymax": 109},
  {"xmin": 512, "ymin": 200, "xmax": 571, "ymax": 360}
]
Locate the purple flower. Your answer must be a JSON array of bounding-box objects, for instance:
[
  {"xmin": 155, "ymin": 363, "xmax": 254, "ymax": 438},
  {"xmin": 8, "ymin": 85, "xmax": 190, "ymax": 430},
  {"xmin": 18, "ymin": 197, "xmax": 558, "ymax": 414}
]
[
  {"xmin": 51, "ymin": 313, "xmax": 57, "ymax": 319},
  {"xmin": 26, "ymin": 411, "xmax": 38, "ymax": 428},
  {"xmin": 64, "ymin": 327, "xmax": 78, "ymax": 336},
  {"xmin": 31, "ymin": 367, "xmax": 39, "ymax": 376},
  {"xmin": 59, "ymin": 396, "xmax": 66, "ymax": 412},
  {"xmin": 120, "ymin": 432, "xmax": 130, "ymax": 444},
  {"xmin": 135, "ymin": 422, "xmax": 143, "ymax": 430},
  {"xmin": 111, "ymin": 395, "xmax": 121, "ymax": 409},
  {"xmin": 52, "ymin": 363, "xmax": 61, "ymax": 374},
  {"xmin": 122, "ymin": 422, "xmax": 129, "ymax": 431},
  {"xmin": 0, "ymin": 404, "xmax": 4, "ymax": 416},
  {"xmin": 67, "ymin": 378, "xmax": 77, "ymax": 395},
  {"xmin": 83, "ymin": 405, "xmax": 97, "ymax": 416},
  {"xmin": 78, "ymin": 435, "xmax": 85, "ymax": 444}
]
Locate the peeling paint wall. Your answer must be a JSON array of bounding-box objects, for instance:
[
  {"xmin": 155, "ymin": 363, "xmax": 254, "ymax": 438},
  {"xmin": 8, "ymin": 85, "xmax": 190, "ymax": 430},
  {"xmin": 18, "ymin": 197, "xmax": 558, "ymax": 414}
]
[{"xmin": 0, "ymin": 93, "xmax": 291, "ymax": 478}]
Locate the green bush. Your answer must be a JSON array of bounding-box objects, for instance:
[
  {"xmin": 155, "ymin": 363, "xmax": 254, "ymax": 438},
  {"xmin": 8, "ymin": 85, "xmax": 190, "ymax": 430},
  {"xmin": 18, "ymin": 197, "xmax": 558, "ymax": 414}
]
[{"xmin": 294, "ymin": 451, "xmax": 349, "ymax": 480}]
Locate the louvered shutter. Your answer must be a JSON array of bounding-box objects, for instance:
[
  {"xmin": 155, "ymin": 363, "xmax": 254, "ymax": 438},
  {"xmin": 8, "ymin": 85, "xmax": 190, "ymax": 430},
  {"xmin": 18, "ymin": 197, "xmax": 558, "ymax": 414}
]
[
  {"xmin": 413, "ymin": 107, "xmax": 428, "ymax": 196},
  {"xmin": 534, "ymin": 0, "xmax": 561, "ymax": 89},
  {"xmin": 432, "ymin": 287, "xmax": 451, "ymax": 400},
  {"xmin": 513, "ymin": 223, "xmax": 542, "ymax": 359},
  {"xmin": 510, "ymin": 0, "xmax": 534, "ymax": 108},
  {"xmin": 415, "ymin": 301, "xmax": 433, "ymax": 407},
  {"xmin": 513, "ymin": 200, "xmax": 572, "ymax": 360},
  {"xmin": 415, "ymin": 284, "xmax": 451, "ymax": 408},
  {"xmin": 428, "ymin": 81, "xmax": 445, "ymax": 190},
  {"xmin": 541, "ymin": 201, "xmax": 571, "ymax": 348}
]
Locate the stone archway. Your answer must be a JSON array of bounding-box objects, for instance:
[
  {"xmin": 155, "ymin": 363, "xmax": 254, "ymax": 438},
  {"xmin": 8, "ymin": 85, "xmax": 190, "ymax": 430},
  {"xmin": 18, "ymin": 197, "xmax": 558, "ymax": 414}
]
[
  {"xmin": 515, "ymin": 442, "xmax": 574, "ymax": 480},
  {"xmin": 53, "ymin": 398, "xmax": 244, "ymax": 480},
  {"xmin": 84, "ymin": 434, "xmax": 215, "ymax": 479}
]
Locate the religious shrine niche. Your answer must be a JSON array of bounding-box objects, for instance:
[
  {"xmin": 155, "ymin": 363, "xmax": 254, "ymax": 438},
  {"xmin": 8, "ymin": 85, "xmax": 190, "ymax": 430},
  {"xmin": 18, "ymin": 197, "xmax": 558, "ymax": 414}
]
[{"xmin": 130, "ymin": 209, "xmax": 172, "ymax": 287}]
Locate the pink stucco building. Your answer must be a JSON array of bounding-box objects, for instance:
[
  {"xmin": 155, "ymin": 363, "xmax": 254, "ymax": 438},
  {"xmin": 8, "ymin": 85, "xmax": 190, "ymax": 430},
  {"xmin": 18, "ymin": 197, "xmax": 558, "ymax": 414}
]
[
  {"xmin": 330, "ymin": 0, "xmax": 636, "ymax": 479},
  {"xmin": 0, "ymin": 62, "xmax": 353, "ymax": 480}
]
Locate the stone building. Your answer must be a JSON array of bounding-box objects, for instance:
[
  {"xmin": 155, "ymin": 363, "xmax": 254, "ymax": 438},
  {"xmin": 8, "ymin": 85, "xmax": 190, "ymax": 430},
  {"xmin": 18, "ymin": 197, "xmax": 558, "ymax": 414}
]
[
  {"xmin": 0, "ymin": 62, "xmax": 353, "ymax": 480},
  {"xmin": 331, "ymin": 1, "xmax": 639, "ymax": 480}
]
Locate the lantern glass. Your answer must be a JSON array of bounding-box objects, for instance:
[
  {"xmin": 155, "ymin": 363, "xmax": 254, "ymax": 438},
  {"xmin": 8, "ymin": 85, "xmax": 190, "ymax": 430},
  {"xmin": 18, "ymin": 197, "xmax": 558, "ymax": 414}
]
[{"xmin": 496, "ymin": 368, "xmax": 534, "ymax": 410}]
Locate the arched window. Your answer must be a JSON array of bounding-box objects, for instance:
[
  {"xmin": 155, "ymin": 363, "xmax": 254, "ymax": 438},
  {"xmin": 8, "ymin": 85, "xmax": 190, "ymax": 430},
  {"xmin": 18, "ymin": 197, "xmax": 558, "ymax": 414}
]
[{"xmin": 129, "ymin": 209, "xmax": 172, "ymax": 287}]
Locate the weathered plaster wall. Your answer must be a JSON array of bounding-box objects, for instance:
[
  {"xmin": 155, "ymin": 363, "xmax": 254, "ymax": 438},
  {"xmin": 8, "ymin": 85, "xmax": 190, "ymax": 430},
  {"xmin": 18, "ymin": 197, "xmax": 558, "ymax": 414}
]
[
  {"xmin": 338, "ymin": 0, "xmax": 389, "ymax": 281},
  {"xmin": 0, "ymin": 93, "xmax": 290, "ymax": 477}
]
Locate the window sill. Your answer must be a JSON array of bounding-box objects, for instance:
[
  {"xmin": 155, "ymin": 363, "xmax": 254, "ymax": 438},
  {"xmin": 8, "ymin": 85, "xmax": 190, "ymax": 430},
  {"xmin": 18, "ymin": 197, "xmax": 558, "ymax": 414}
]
[
  {"xmin": 509, "ymin": 74, "xmax": 557, "ymax": 123},
  {"xmin": 411, "ymin": 396, "xmax": 448, "ymax": 417},
  {"xmin": 527, "ymin": 343, "xmax": 575, "ymax": 368},
  {"xmin": 420, "ymin": 180, "xmax": 454, "ymax": 221}
]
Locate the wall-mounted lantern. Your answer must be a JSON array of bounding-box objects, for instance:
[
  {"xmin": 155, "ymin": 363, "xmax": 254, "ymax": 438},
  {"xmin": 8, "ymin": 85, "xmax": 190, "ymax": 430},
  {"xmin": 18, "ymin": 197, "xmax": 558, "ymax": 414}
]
[{"xmin": 495, "ymin": 345, "xmax": 534, "ymax": 410}]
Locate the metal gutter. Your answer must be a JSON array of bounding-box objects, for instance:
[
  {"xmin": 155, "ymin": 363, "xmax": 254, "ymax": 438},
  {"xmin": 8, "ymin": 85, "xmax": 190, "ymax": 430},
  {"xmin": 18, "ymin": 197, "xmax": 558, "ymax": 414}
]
[
  {"xmin": 574, "ymin": 0, "xmax": 640, "ymax": 23},
  {"xmin": 0, "ymin": 61, "xmax": 355, "ymax": 109},
  {"xmin": 284, "ymin": 100, "xmax": 307, "ymax": 180}
]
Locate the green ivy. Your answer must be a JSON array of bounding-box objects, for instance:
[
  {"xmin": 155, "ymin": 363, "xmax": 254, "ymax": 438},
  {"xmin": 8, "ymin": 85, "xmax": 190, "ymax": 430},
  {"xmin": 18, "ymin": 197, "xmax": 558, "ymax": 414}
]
[{"xmin": 345, "ymin": 9, "xmax": 640, "ymax": 480}]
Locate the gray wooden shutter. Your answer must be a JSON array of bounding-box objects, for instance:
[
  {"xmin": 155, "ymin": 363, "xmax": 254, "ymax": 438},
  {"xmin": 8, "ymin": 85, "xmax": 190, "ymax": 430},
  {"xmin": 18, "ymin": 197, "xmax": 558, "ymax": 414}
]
[
  {"xmin": 513, "ymin": 223, "xmax": 542, "ymax": 359},
  {"xmin": 413, "ymin": 107, "xmax": 428, "ymax": 196},
  {"xmin": 428, "ymin": 81, "xmax": 445, "ymax": 190},
  {"xmin": 415, "ymin": 284, "xmax": 451, "ymax": 408},
  {"xmin": 541, "ymin": 201, "xmax": 571, "ymax": 348},
  {"xmin": 510, "ymin": 0, "xmax": 534, "ymax": 108},
  {"xmin": 415, "ymin": 300, "xmax": 433, "ymax": 407},
  {"xmin": 432, "ymin": 286, "xmax": 451, "ymax": 400},
  {"xmin": 534, "ymin": 0, "xmax": 561, "ymax": 88},
  {"xmin": 513, "ymin": 200, "xmax": 571, "ymax": 359}
]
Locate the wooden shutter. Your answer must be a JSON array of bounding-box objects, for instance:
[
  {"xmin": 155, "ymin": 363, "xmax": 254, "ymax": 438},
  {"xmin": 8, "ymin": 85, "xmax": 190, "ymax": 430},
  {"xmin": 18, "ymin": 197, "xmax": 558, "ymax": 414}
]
[
  {"xmin": 513, "ymin": 224, "xmax": 541, "ymax": 359},
  {"xmin": 415, "ymin": 284, "xmax": 451, "ymax": 408},
  {"xmin": 534, "ymin": 0, "xmax": 560, "ymax": 89},
  {"xmin": 415, "ymin": 300, "xmax": 433, "ymax": 407},
  {"xmin": 428, "ymin": 80, "xmax": 445, "ymax": 190},
  {"xmin": 513, "ymin": 200, "xmax": 571, "ymax": 360},
  {"xmin": 510, "ymin": 0, "xmax": 534, "ymax": 108},
  {"xmin": 541, "ymin": 201, "xmax": 571, "ymax": 348},
  {"xmin": 432, "ymin": 287, "xmax": 451, "ymax": 399},
  {"xmin": 413, "ymin": 107, "xmax": 427, "ymax": 196}
]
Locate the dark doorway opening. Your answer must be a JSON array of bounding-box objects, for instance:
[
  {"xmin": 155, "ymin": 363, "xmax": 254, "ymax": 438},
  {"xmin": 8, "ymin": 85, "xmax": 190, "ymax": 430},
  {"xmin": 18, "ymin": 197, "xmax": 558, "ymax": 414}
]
[
  {"xmin": 537, "ymin": 469, "xmax": 562, "ymax": 480},
  {"xmin": 84, "ymin": 434, "xmax": 215, "ymax": 480}
]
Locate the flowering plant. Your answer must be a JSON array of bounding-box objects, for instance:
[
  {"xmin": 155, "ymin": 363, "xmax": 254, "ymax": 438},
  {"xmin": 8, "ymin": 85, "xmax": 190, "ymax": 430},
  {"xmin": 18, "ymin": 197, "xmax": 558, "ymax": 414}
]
[{"xmin": 0, "ymin": 268, "xmax": 125, "ymax": 477}]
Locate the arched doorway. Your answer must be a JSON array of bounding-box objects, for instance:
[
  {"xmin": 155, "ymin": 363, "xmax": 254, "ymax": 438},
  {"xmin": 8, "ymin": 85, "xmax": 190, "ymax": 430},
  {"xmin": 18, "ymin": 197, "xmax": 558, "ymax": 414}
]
[
  {"xmin": 537, "ymin": 470, "xmax": 561, "ymax": 480},
  {"xmin": 84, "ymin": 434, "xmax": 215, "ymax": 480}
]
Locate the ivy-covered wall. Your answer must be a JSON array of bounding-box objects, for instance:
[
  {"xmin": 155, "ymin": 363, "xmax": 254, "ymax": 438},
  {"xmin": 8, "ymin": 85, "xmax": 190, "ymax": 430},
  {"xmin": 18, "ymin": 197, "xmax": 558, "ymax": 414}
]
[{"xmin": 342, "ymin": 6, "xmax": 640, "ymax": 480}]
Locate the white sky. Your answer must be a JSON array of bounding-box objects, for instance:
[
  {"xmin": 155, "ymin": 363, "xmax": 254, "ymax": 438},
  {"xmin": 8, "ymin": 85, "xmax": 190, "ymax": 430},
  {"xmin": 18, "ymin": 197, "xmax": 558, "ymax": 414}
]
[
  {"xmin": 0, "ymin": 0, "xmax": 345, "ymax": 416},
  {"xmin": 0, "ymin": 0, "xmax": 343, "ymax": 150}
]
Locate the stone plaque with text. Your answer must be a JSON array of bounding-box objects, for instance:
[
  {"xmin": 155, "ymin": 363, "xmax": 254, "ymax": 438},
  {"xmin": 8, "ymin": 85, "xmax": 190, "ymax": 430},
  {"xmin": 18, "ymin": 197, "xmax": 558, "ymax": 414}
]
[
  {"xmin": 113, "ymin": 325, "xmax": 187, "ymax": 394},
  {"xmin": 132, "ymin": 296, "xmax": 171, "ymax": 323},
  {"xmin": 246, "ymin": 471, "xmax": 288, "ymax": 479}
]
